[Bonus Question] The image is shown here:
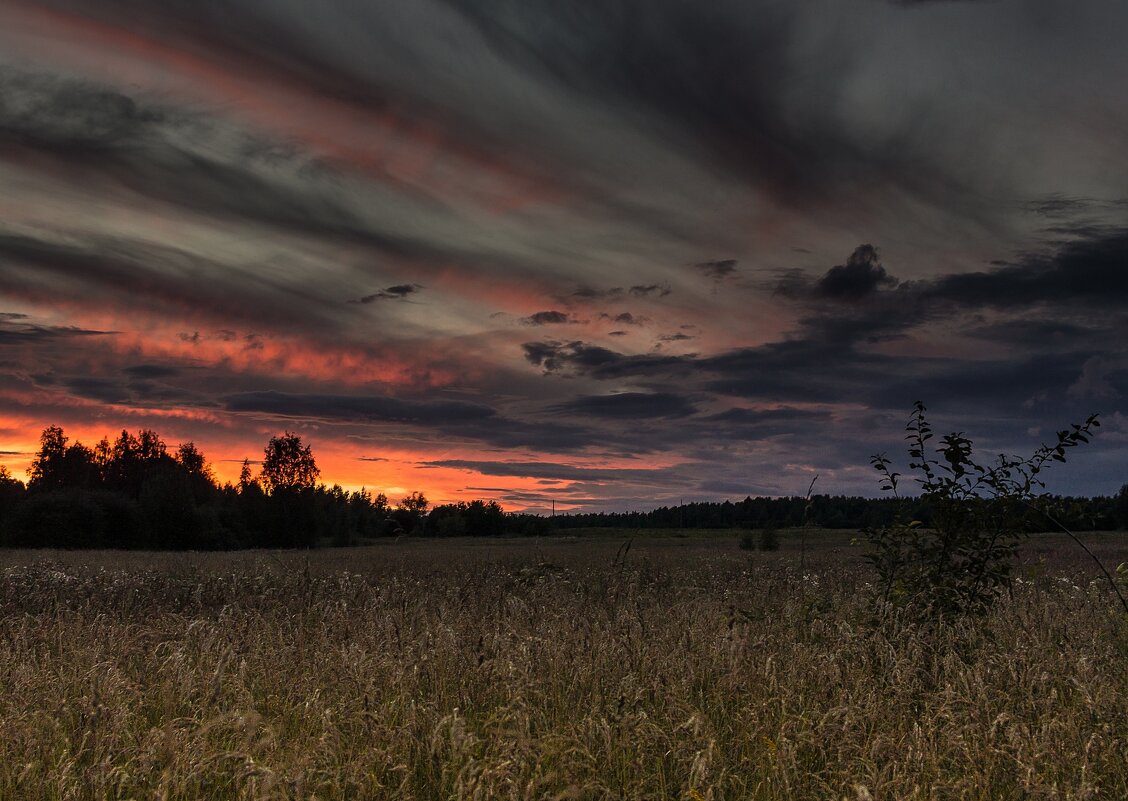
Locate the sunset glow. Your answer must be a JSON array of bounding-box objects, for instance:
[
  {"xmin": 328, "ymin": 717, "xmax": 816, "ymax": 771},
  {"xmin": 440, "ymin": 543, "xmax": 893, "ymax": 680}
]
[{"xmin": 2, "ymin": 0, "xmax": 1127, "ymax": 510}]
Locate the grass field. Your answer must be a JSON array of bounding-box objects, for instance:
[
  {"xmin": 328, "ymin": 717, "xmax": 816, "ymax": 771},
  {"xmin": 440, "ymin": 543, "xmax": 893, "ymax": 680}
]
[{"xmin": 1, "ymin": 530, "xmax": 1126, "ymax": 800}]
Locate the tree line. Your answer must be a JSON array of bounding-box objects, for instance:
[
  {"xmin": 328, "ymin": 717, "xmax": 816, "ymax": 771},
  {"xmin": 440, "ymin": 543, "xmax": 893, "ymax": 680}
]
[
  {"xmin": 550, "ymin": 489, "xmax": 1128, "ymax": 533},
  {"xmin": 1, "ymin": 424, "xmax": 1124, "ymax": 550},
  {"xmin": 0, "ymin": 425, "xmax": 549, "ymax": 549}
]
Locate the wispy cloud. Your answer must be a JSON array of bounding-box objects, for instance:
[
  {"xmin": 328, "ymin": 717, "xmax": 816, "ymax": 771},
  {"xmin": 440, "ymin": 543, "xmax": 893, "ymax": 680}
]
[
  {"xmin": 1, "ymin": 0, "xmax": 1126, "ymax": 503},
  {"xmin": 354, "ymin": 284, "xmax": 423, "ymax": 303}
]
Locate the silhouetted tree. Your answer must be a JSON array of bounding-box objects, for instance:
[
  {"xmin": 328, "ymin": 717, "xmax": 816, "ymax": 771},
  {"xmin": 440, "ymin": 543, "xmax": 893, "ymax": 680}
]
[
  {"xmin": 400, "ymin": 491, "xmax": 428, "ymax": 514},
  {"xmin": 27, "ymin": 426, "xmax": 98, "ymax": 491},
  {"xmin": 104, "ymin": 429, "xmax": 169, "ymax": 495},
  {"xmin": 175, "ymin": 441, "xmax": 209, "ymax": 477},
  {"xmin": 425, "ymin": 500, "xmax": 508, "ymax": 537},
  {"xmin": 260, "ymin": 432, "xmax": 319, "ymax": 494},
  {"xmin": 238, "ymin": 459, "xmax": 258, "ymax": 493},
  {"xmin": 463, "ymin": 499, "xmax": 505, "ymax": 537},
  {"xmin": 175, "ymin": 441, "xmax": 217, "ymax": 504},
  {"xmin": 0, "ymin": 466, "xmax": 24, "ymax": 531},
  {"xmin": 393, "ymin": 491, "xmax": 429, "ymax": 534},
  {"xmin": 0, "ymin": 465, "xmax": 21, "ymax": 491},
  {"xmin": 139, "ymin": 467, "xmax": 200, "ymax": 549}
]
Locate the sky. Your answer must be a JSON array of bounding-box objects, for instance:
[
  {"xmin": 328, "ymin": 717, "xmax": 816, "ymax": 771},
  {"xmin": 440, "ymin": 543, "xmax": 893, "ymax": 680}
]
[{"xmin": 1, "ymin": 0, "xmax": 1126, "ymax": 512}]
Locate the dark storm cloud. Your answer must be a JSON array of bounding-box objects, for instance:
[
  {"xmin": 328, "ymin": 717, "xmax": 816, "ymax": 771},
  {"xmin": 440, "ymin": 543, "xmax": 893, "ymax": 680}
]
[
  {"xmin": 521, "ymin": 310, "xmax": 573, "ymax": 326},
  {"xmin": 569, "ymin": 286, "xmax": 624, "ymax": 302},
  {"xmin": 772, "ymin": 232, "xmax": 1128, "ymax": 355},
  {"xmin": 62, "ymin": 377, "xmax": 130, "ymax": 405},
  {"xmin": 700, "ymin": 340, "xmax": 889, "ymax": 403},
  {"xmin": 552, "ymin": 392, "xmax": 698, "ymax": 420},
  {"xmin": 600, "ymin": 312, "xmax": 645, "ymax": 326},
  {"xmin": 962, "ymin": 319, "xmax": 1099, "ymax": 347},
  {"xmin": 695, "ymin": 259, "xmax": 740, "ymax": 280},
  {"xmin": 0, "ymin": 312, "xmax": 114, "ymax": 344},
  {"xmin": 1025, "ymin": 195, "xmax": 1100, "ymax": 219},
  {"xmin": 923, "ymin": 229, "xmax": 1128, "ymax": 309},
  {"xmin": 522, "ymin": 228, "xmax": 1127, "ymax": 441},
  {"xmin": 629, "ymin": 284, "xmax": 671, "ymax": 297},
  {"xmin": 122, "ymin": 364, "xmax": 181, "ymax": 379},
  {"xmin": 223, "ymin": 390, "xmax": 497, "ymax": 424},
  {"xmin": 775, "ymin": 244, "xmax": 899, "ymax": 304},
  {"xmin": 354, "ymin": 284, "xmax": 423, "ymax": 303},
  {"xmin": 874, "ymin": 352, "xmax": 1119, "ymax": 411},
  {"xmin": 221, "ymin": 393, "xmax": 613, "ymax": 452},
  {"xmin": 522, "ymin": 340, "xmax": 692, "ymax": 378},
  {"xmin": 428, "ymin": 413, "xmax": 612, "ymax": 454},
  {"xmin": 523, "ymin": 335, "xmax": 873, "ymax": 403},
  {"xmin": 24, "ymin": 364, "xmax": 211, "ymax": 410},
  {"xmin": 525, "ymin": 330, "xmax": 1088, "ymax": 423},
  {"xmin": 816, "ymin": 244, "xmax": 897, "ymax": 300}
]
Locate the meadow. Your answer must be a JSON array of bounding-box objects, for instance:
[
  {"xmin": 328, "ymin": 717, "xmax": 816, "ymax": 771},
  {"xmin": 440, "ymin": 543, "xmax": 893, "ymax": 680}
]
[{"xmin": 1, "ymin": 531, "xmax": 1126, "ymax": 800}]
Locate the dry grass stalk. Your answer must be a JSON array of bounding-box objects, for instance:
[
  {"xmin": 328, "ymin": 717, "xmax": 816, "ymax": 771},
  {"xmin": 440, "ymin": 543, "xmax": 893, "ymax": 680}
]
[{"xmin": 0, "ymin": 535, "xmax": 1125, "ymax": 800}]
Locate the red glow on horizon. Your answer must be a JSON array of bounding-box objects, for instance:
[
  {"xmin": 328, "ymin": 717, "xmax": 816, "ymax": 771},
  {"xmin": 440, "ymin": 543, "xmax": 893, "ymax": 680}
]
[{"xmin": 0, "ymin": 408, "xmax": 599, "ymax": 512}]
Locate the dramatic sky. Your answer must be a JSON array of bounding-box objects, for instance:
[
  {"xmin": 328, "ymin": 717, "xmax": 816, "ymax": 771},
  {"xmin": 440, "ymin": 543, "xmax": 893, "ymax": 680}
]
[{"xmin": 2, "ymin": 0, "xmax": 1127, "ymax": 511}]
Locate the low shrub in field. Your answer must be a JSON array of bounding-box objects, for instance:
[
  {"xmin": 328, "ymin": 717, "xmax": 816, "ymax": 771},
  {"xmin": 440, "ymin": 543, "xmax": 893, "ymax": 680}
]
[{"xmin": 864, "ymin": 401, "xmax": 1100, "ymax": 620}]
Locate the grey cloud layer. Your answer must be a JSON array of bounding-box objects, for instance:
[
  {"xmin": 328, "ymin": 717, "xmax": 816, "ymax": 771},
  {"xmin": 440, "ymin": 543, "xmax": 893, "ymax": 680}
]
[
  {"xmin": 525, "ymin": 232, "xmax": 1128, "ymax": 422},
  {"xmin": 2, "ymin": 0, "xmax": 1127, "ymax": 502}
]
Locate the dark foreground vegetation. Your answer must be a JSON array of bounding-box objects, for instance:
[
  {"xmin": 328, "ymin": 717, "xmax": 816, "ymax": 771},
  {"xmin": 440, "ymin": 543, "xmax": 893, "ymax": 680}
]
[
  {"xmin": 1, "ymin": 421, "xmax": 1126, "ymax": 551},
  {"xmin": 1, "ymin": 537, "xmax": 1126, "ymax": 800}
]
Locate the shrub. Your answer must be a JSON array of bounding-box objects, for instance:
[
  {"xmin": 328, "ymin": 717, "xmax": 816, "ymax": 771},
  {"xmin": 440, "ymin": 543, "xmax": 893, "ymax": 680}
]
[
  {"xmin": 864, "ymin": 401, "xmax": 1099, "ymax": 620},
  {"xmin": 758, "ymin": 525, "xmax": 780, "ymax": 552}
]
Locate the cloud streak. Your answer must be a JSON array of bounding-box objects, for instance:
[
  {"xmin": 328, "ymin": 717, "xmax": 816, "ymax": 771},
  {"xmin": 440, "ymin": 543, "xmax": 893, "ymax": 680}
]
[{"xmin": 1, "ymin": 0, "xmax": 1126, "ymax": 505}]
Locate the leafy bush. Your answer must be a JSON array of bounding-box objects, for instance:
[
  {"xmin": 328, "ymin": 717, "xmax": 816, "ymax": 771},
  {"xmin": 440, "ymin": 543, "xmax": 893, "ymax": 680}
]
[
  {"xmin": 864, "ymin": 401, "xmax": 1099, "ymax": 620},
  {"xmin": 758, "ymin": 525, "xmax": 780, "ymax": 552}
]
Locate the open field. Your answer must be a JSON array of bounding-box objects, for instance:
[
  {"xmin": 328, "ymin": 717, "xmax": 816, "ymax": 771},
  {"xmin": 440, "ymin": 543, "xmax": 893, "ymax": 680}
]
[{"xmin": 2, "ymin": 532, "xmax": 1127, "ymax": 800}]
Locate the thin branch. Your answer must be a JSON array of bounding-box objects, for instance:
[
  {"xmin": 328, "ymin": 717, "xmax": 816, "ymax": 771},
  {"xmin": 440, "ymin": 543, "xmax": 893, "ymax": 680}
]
[{"xmin": 1021, "ymin": 499, "xmax": 1128, "ymax": 615}]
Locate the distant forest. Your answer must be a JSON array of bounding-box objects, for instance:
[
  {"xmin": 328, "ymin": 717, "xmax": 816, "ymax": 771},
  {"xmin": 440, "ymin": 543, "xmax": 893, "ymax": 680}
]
[
  {"xmin": 0, "ymin": 425, "xmax": 1125, "ymax": 549},
  {"xmin": 0, "ymin": 425, "xmax": 547, "ymax": 549}
]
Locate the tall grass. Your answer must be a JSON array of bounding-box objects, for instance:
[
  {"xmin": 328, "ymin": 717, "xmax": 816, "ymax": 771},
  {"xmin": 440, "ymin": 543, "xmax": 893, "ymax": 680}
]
[{"xmin": 0, "ymin": 536, "xmax": 1125, "ymax": 800}]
